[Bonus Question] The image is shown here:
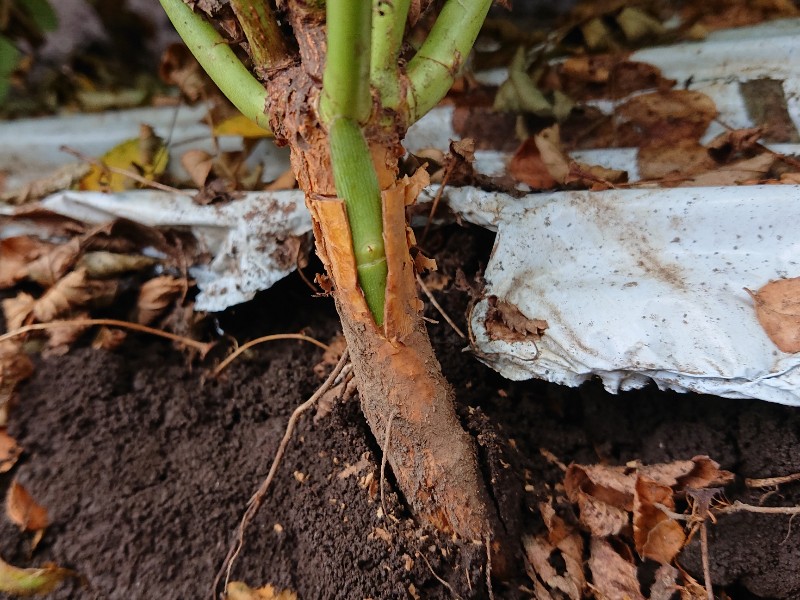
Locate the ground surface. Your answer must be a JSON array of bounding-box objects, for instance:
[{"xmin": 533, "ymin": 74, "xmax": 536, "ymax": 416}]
[{"xmin": 2, "ymin": 224, "xmax": 800, "ymax": 600}]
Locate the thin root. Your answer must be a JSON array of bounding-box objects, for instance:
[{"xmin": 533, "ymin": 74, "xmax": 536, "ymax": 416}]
[
  {"xmin": 485, "ymin": 533, "xmax": 495, "ymax": 600},
  {"xmin": 212, "ymin": 333, "xmax": 331, "ymax": 376},
  {"xmin": 416, "ymin": 273, "xmax": 466, "ymax": 339},
  {"xmin": 746, "ymin": 472, "xmax": 800, "ymax": 488},
  {"xmin": 0, "ymin": 319, "xmax": 213, "ymax": 356},
  {"xmin": 380, "ymin": 409, "xmax": 398, "ymax": 521},
  {"xmin": 419, "ymin": 550, "xmax": 462, "ymax": 600},
  {"xmin": 213, "ymin": 349, "xmax": 349, "ymax": 600}
]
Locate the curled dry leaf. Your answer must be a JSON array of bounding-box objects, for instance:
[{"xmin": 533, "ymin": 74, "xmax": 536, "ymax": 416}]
[
  {"xmin": 136, "ymin": 276, "xmax": 186, "ymax": 325},
  {"xmin": 226, "ymin": 581, "xmax": 298, "ymax": 600},
  {"xmin": 77, "ymin": 251, "xmax": 158, "ymax": 279},
  {"xmin": 92, "ymin": 327, "xmax": 127, "ymax": 351},
  {"xmin": 0, "ymin": 556, "xmax": 72, "ymax": 596},
  {"xmin": 181, "ymin": 149, "xmax": 214, "ymax": 187},
  {"xmin": 747, "ymin": 277, "xmax": 800, "ymax": 353},
  {"xmin": 0, "ymin": 430, "xmax": 22, "ymax": 473},
  {"xmin": 43, "ymin": 311, "xmax": 91, "ymax": 357},
  {"xmin": 0, "ymin": 237, "xmax": 51, "ymax": 289},
  {"xmin": 588, "ymin": 537, "xmax": 645, "ymax": 600},
  {"xmin": 508, "ymin": 136, "xmax": 557, "ymax": 189},
  {"xmin": 633, "ymin": 477, "xmax": 686, "ymax": 564},
  {"xmin": 32, "ymin": 269, "xmax": 118, "ymax": 324},
  {"xmin": 6, "ymin": 480, "xmax": 48, "ymax": 531},
  {"xmin": 2, "ymin": 293, "xmax": 36, "ymax": 331},
  {"xmin": 0, "ymin": 341, "xmax": 34, "ymax": 425},
  {"xmin": 25, "ymin": 238, "xmax": 82, "ymax": 288},
  {"xmin": 523, "ymin": 535, "xmax": 584, "ymax": 600}
]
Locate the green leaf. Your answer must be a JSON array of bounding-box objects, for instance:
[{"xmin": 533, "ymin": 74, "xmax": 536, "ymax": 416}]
[
  {"xmin": 20, "ymin": 0, "xmax": 58, "ymax": 32},
  {"xmin": 0, "ymin": 556, "xmax": 72, "ymax": 596}
]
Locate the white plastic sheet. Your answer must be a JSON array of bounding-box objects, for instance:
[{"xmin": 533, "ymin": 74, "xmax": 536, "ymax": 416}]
[{"xmin": 438, "ymin": 184, "xmax": 800, "ymax": 405}]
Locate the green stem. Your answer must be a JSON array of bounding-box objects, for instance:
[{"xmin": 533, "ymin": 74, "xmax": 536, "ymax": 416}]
[
  {"xmin": 405, "ymin": 0, "xmax": 492, "ymax": 124},
  {"xmin": 159, "ymin": 0, "xmax": 271, "ymax": 130},
  {"xmin": 228, "ymin": 0, "xmax": 288, "ymax": 73},
  {"xmin": 329, "ymin": 117, "xmax": 387, "ymax": 323},
  {"xmin": 370, "ymin": 0, "xmax": 411, "ymax": 112},
  {"xmin": 321, "ymin": 0, "xmax": 385, "ymax": 324},
  {"xmin": 319, "ymin": 0, "xmax": 372, "ymax": 124}
]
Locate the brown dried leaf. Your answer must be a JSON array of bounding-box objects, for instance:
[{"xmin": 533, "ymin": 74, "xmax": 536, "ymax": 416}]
[
  {"xmin": 136, "ymin": 276, "xmax": 186, "ymax": 325},
  {"xmin": 508, "ymin": 137, "xmax": 558, "ymax": 189},
  {"xmin": 565, "ymin": 464, "xmax": 635, "ymax": 511},
  {"xmin": 675, "ymin": 456, "xmax": 735, "ymax": 490},
  {"xmin": 706, "ymin": 127, "xmax": 764, "ymax": 162},
  {"xmin": 77, "ymin": 251, "xmax": 158, "ymax": 279},
  {"xmin": 0, "ymin": 237, "xmax": 51, "ymax": 289},
  {"xmin": 43, "ymin": 311, "xmax": 91, "ymax": 356},
  {"xmin": 650, "ymin": 564, "xmax": 682, "ymax": 600},
  {"xmin": 0, "ymin": 430, "xmax": 22, "ymax": 473},
  {"xmin": 633, "ymin": 477, "xmax": 686, "ymax": 564},
  {"xmin": 0, "ymin": 341, "xmax": 34, "ymax": 421},
  {"xmin": 265, "ymin": 168, "xmax": 297, "ymax": 191},
  {"xmin": 159, "ymin": 43, "xmax": 213, "ymax": 103},
  {"xmin": 32, "ymin": 270, "xmax": 117, "ymax": 323},
  {"xmin": 484, "ymin": 296, "xmax": 548, "ymax": 342},
  {"xmin": 617, "ymin": 90, "xmax": 717, "ymax": 145},
  {"xmin": 6, "ymin": 480, "xmax": 48, "ymax": 531},
  {"xmin": 678, "ymin": 153, "xmax": 775, "ymax": 187},
  {"xmin": 181, "ymin": 149, "xmax": 214, "ymax": 187},
  {"xmin": 2, "ymin": 293, "xmax": 36, "ymax": 331},
  {"xmin": 25, "ymin": 239, "xmax": 82, "ymax": 287},
  {"xmin": 638, "ymin": 140, "xmax": 716, "ymax": 181},
  {"xmin": 523, "ymin": 535, "xmax": 584, "ymax": 600},
  {"xmin": 534, "ymin": 125, "xmax": 570, "ymax": 184},
  {"xmin": 748, "ymin": 278, "xmax": 800, "ymax": 353},
  {"xmin": 92, "ymin": 327, "xmax": 127, "ymax": 351},
  {"xmin": 575, "ymin": 489, "xmax": 630, "ymax": 537},
  {"xmin": 588, "ymin": 537, "xmax": 645, "ymax": 600}
]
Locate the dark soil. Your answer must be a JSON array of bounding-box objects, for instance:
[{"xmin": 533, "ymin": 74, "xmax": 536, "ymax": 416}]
[{"xmin": 2, "ymin": 224, "xmax": 800, "ymax": 600}]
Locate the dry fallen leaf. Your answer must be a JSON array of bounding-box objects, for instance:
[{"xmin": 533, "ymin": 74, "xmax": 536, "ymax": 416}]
[
  {"xmin": 32, "ymin": 269, "xmax": 118, "ymax": 324},
  {"xmin": 6, "ymin": 480, "xmax": 48, "ymax": 532},
  {"xmin": 92, "ymin": 327, "xmax": 128, "ymax": 351},
  {"xmin": 80, "ymin": 125, "xmax": 168, "ymax": 192},
  {"xmin": 588, "ymin": 537, "xmax": 645, "ymax": 600},
  {"xmin": 136, "ymin": 276, "xmax": 186, "ymax": 325},
  {"xmin": 0, "ymin": 556, "xmax": 72, "ymax": 596},
  {"xmin": 25, "ymin": 238, "xmax": 82, "ymax": 288},
  {"xmin": 748, "ymin": 278, "xmax": 800, "ymax": 353},
  {"xmin": 633, "ymin": 477, "xmax": 686, "ymax": 564},
  {"xmin": 523, "ymin": 535, "xmax": 583, "ymax": 600},
  {"xmin": 2, "ymin": 293, "xmax": 36, "ymax": 331},
  {"xmin": 77, "ymin": 251, "xmax": 158, "ymax": 279},
  {"xmin": 508, "ymin": 136, "xmax": 558, "ymax": 189},
  {"xmin": 0, "ymin": 430, "xmax": 22, "ymax": 473},
  {"xmin": 0, "ymin": 237, "xmax": 51, "ymax": 289},
  {"xmin": 617, "ymin": 90, "xmax": 717, "ymax": 146},
  {"xmin": 0, "ymin": 341, "xmax": 34, "ymax": 426},
  {"xmin": 226, "ymin": 581, "xmax": 298, "ymax": 600},
  {"xmin": 181, "ymin": 149, "xmax": 214, "ymax": 187}
]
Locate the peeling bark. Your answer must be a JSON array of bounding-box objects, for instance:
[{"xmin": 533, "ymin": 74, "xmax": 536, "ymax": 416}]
[{"xmin": 262, "ymin": 7, "xmax": 508, "ymax": 570}]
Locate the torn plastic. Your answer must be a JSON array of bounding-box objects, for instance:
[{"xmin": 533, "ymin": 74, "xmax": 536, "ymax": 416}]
[
  {"xmin": 2, "ymin": 190, "xmax": 311, "ymax": 312},
  {"xmin": 437, "ymin": 184, "xmax": 800, "ymax": 406}
]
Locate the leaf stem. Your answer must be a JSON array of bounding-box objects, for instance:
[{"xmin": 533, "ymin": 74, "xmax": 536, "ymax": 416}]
[
  {"xmin": 328, "ymin": 117, "xmax": 387, "ymax": 323},
  {"xmin": 158, "ymin": 0, "xmax": 271, "ymax": 130},
  {"xmin": 405, "ymin": 0, "xmax": 492, "ymax": 123},
  {"xmin": 370, "ymin": 0, "xmax": 411, "ymax": 112},
  {"xmin": 319, "ymin": 0, "xmax": 373, "ymax": 124},
  {"xmin": 228, "ymin": 0, "xmax": 289, "ymax": 73}
]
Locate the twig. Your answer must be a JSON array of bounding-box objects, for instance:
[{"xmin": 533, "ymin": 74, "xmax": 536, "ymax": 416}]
[
  {"xmin": 212, "ymin": 334, "xmax": 331, "ymax": 376},
  {"xmin": 60, "ymin": 145, "xmax": 185, "ymax": 194},
  {"xmin": 746, "ymin": 473, "xmax": 800, "ymax": 488},
  {"xmin": 717, "ymin": 501, "xmax": 800, "ymax": 516},
  {"xmin": 700, "ymin": 521, "xmax": 713, "ymax": 600},
  {"xmin": 419, "ymin": 550, "xmax": 462, "ymax": 600},
  {"xmin": 416, "ymin": 273, "xmax": 466, "ymax": 339},
  {"xmin": 0, "ymin": 319, "xmax": 213, "ymax": 355},
  {"xmin": 213, "ymin": 349, "xmax": 349, "ymax": 599},
  {"xmin": 380, "ymin": 409, "xmax": 398, "ymax": 521}
]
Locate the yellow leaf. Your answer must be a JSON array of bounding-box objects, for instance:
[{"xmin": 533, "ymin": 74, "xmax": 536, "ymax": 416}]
[
  {"xmin": 0, "ymin": 556, "xmax": 72, "ymax": 596},
  {"xmin": 80, "ymin": 125, "xmax": 168, "ymax": 192},
  {"xmin": 213, "ymin": 114, "xmax": 273, "ymax": 138},
  {"xmin": 226, "ymin": 581, "xmax": 297, "ymax": 600}
]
